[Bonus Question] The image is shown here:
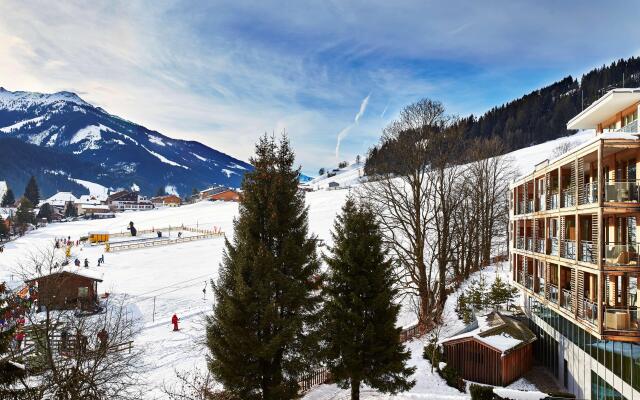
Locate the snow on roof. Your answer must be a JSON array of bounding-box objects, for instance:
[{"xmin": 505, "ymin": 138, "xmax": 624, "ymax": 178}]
[
  {"xmin": 77, "ymin": 194, "xmax": 103, "ymax": 205},
  {"xmin": 440, "ymin": 311, "xmax": 535, "ymax": 355},
  {"xmin": 567, "ymin": 88, "xmax": 640, "ymax": 130},
  {"xmin": 43, "ymin": 191, "xmax": 79, "ymax": 207},
  {"xmin": 25, "ymin": 266, "xmax": 104, "ymax": 282}
]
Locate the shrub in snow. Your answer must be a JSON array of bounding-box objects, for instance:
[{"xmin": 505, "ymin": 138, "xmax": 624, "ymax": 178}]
[
  {"xmin": 469, "ymin": 383, "xmax": 495, "ymax": 400},
  {"xmin": 439, "ymin": 364, "xmax": 464, "ymax": 392},
  {"xmin": 422, "ymin": 341, "xmax": 442, "ymax": 370}
]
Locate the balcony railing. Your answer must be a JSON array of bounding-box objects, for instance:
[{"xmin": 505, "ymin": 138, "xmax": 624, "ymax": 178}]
[
  {"xmin": 534, "ymin": 238, "xmax": 545, "ymax": 254},
  {"xmin": 516, "ymin": 237, "xmax": 525, "ymax": 250},
  {"xmin": 524, "ymin": 273, "xmax": 533, "ymax": 290},
  {"xmin": 580, "ymin": 182, "xmax": 598, "ymax": 204},
  {"xmin": 550, "ymin": 237, "xmax": 559, "ymax": 256},
  {"xmin": 562, "ymin": 240, "xmax": 576, "ymax": 260},
  {"xmin": 604, "ymin": 181, "xmax": 639, "ymax": 203},
  {"xmin": 536, "ymin": 195, "xmax": 545, "ymax": 212},
  {"xmin": 536, "ymin": 277, "xmax": 545, "ymax": 296},
  {"xmin": 604, "ymin": 307, "xmax": 640, "ymax": 332},
  {"xmin": 582, "ymin": 298, "xmax": 597, "ymax": 326},
  {"xmin": 561, "ymin": 288, "xmax": 572, "ymax": 311},
  {"xmin": 549, "ymin": 191, "xmax": 559, "ymax": 210},
  {"xmin": 526, "ymin": 199, "xmax": 534, "ymax": 213},
  {"xmin": 579, "ymin": 240, "xmax": 595, "ymax": 264},
  {"xmin": 617, "ymin": 119, "xmax": 639, "ymax": 133},
  {"xmin": 526, "ymin": 238, "xmax": 533, "ymax": 251},
  {"xmin": 604, "ymin": 242, "xmax": 639, "ymax": 266},
  {"xmin": 549, "ymin": 284, "xmax": 558, "ymax": 303},
  {"xmin": 518, "ymin": 200, "xmax": 525, "ymax": 214},
  {"xmin": 562, "ymin": 188, "xmax": 575, "ymax": 208}
]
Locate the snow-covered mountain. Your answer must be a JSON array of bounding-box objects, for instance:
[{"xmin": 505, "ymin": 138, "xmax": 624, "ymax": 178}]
[{"xmin": 0, "ymin": 87, "xmax": 252, "ymax": 196}]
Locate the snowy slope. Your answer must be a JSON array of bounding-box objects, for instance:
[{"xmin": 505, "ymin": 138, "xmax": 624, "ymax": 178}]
[
  {"xmin": 0, "ymin": 131, "xmax": 583, "ymax": 398},
  {"xmin": 0, "ymin": 87, "xmax": 252, "ymax": 195},
  {"xmin": 308, "ymin": 162, "xmax": 365, "ymax": 190}
]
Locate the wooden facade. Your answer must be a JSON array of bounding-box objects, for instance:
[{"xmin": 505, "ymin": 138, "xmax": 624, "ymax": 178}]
[
  {"xmin": 443, "ymin": 338, "xmax": 533, "ymax": 386},
  {"xmin": 26, "ymin": 271, "xmax": 102, "ymax": 311}
]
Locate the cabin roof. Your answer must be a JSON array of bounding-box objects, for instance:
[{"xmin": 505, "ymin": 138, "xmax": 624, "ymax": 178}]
[
  {"xmin": 567, "ymin": 88, "xmax": 640, "ymax": 130},
  {"xmin": 441, "ymin": 311, "xmax": 536, "ymax": 354},
  {"xmin": 24, "ymin": 267, "xmax": 104, "ymax": 283}
]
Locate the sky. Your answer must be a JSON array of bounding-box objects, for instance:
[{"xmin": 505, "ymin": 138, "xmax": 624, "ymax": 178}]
[{"xmin": 1, "ymin": 1, "xmax": 639, "ymax": 175}]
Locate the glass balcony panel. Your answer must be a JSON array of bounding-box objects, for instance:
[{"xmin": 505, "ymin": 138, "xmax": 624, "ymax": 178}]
[
  {"xmin": 580, "ymin": 240, "xmax": 595, "ymax": 264},
  {"xmin": 561, "ymin": 188, "xmax": 575, "ymax": 208},
  {"xmin": 562, "ymin": 240, "xmax": 576, "ymax": 260},
  {"xmin": 561, "ymin": 288, "xmax": 572, "ymax": 311},
  {"xmin": 526, "ymin": 238, "xmax": 533, "ymax": 251},
  {"xmin": 535, "ymin": 238, "xmax": 545, "ymax": 254},
  {"xmin": 581, "ymin": 182, "xmax": 598, "ymax": 204},
  {"xmin": 516, "ymin": 237, "xmax": 524, "ymax": 250},
  {"xmin": 536, "ymin": 278, "xmax": 545, "ymax": 296},
  {"xmin": 549, "ymin": 284, "xmax": 558, "ymax": 303},
  {"xmin": 604, "ymin": 242, "xmax": 639, "ymax": 266},
  {"xmin": 617, "ymin": 119, "xmax": 638, "ymax": 133},
  {"xmin": 550, "ymin": 238, "xmax": 559, "ymax": 256},
  {"xmin": 604, "ymin": 308, "xmax": 640, "ymax": 331},
  {"xmin": 524, "ymin": 273, "xmax": 533, "ymax": 290},
  {"xmin": 526, "ymin": 199, "xmax": 533, "ymax": 213},
  {"xmin": 582, "ymin": 298, "xmax": 597, "ymax": 325},
  {"xmin": 549, "ymin": 192, "xmax": 559, "ymax": 209},
  {"xmin": 604, "ymin": 181, "xmax": 639, "ymax": 202}
]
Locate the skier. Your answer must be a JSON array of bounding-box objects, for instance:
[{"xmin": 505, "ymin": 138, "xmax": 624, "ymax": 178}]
[
  {"xmin": 74, "ymin": 258, "xmax": 80, "ymax": 267},
  {"xmin": 84, "ymin": 258, "xmax": 89, "ymax": 268},
  {"xmin": 171, "ymin": 313, "xmax": 179, "ymax": 331},
  {"xmin": 14, "ymin": 330, "xmax": 25, "ymax": 350},
  {"xmin": 100, "ymin": 254, "xmax": 105, "ymax": 265}
]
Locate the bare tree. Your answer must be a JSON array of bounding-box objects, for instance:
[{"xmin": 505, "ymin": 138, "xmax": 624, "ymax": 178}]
[
  {"xmin": 163, "ymin": 368, "xmax": 235, "ymax": 400},
  {"xmin": 359, "ymin": 98, "xmax": 458, "ymax": 330},
  {"xmin": 9, "ymin": 245, "xmax": 146, "ymax": 400}
]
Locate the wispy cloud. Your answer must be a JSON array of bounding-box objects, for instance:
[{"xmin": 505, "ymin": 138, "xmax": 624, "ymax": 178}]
[{"xmin": 335, "ymin": 94, "xmax": 370, "ymax": 159}]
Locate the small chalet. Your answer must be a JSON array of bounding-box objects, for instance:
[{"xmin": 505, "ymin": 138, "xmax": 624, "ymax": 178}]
[
  {"xmin": 440, "ymin": 312, "xmax": 536, "ymax": 386},
  {"xmin": 328, "ymin": 181, "xmax": 340, "ymax": 189},
  {"xmin": 151, "ymin": 194, "xmax": 182, "ymax": 207},
  {"xmin": 25, "ymin": 267, "xmax": 104, "ymax": 311},
  {"xmin": 107, "ymin": 190, "xmax": 153, "ymax": 211},
  {"xmin": 200, "ymin": 187, "xmax": 240, "ymax": 202},
  {"xmin": 40, "ymin": 192, "xmax": 79, "ymax": 211}
]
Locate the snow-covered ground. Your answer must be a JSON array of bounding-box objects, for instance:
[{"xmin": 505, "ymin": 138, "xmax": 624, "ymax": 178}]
[{"xmin": 0, "ymin": 131, "xmax": 588, "ymax": 398}]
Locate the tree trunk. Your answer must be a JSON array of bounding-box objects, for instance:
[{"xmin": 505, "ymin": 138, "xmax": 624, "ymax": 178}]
[{"xmin": 351, "ymin": 378, "xmax": 360, "ymax": 400}]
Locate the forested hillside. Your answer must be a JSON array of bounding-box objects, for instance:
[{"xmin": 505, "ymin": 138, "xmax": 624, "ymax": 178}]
[{"xmin": 366, "ymin": 57, "xmax": 640, "ymax": 173}]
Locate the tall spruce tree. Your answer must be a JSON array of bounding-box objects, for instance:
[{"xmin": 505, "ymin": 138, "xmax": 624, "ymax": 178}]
[
  {"xmin": 0, "ymin": 287, "xmax": 25, "ymax": 389},
  {"xmin": 23, "ymin": 176, "xmax": 39, "ymax": 206},
  {"xmin": 323, "ymin": 199, "xmax": 415, "ymax": 400},
  {"xmin": 0, "ymin": 214, "xmax": 7, "ymax": 239},
  {"xmin": 206, "ymin": 135, "xmax": 321, "ymax": 399},
  {"xmin": 1, "ymin": 188, "xmax": 15, "ymax": 207}
]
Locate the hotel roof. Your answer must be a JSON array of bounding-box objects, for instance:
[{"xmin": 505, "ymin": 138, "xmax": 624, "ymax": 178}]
[{"xmin": 567, "ymin": 88, "xmax": 640, "ymax": 130}]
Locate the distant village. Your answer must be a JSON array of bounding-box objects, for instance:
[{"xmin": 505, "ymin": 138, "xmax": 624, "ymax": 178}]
[{"xmin": 0, "ymin": 178, "xmax": 240, "ymax": 240}]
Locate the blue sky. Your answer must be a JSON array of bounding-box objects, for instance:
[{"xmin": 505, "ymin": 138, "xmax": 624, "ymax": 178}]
[{"xmin": 1, "ymin": 1, "xmax": 639, "ymax": 175}]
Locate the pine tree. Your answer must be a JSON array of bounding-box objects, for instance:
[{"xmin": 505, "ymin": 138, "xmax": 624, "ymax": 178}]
[
  {"xmin": 488, "ymin": 276, "xmax": 519, "ymax": 310},
  {"xmin": 0, "ymin": 286, "xmax": 24, "ymax": 388},
  {"xmin": 0, "ymin": 215, "xmax": 7, "ymax": 240},
  {"xmin": 15, "ymin": 198, "xmax": 35, "ymax": 235},
  {"xmin": 64, "ymin": 201, "xmax": 78, "ymax": 218},
  {"xmin": 323, "ymin": 199, "xmax": 415, "ymax": 400},
  {"xmin": 206, "ymin": 135, "xmax": 321, "ymax": 399},
  {"xmin": 1, "ymin": 189, "xmax": 15, "ymax": 207},
  {"xmin": 37, "ymin": 203, "xmax": 54, "ymax": 222},
  {"xmin": 23, "ymin": 176, "xmax": 39, "ymax": 206}
]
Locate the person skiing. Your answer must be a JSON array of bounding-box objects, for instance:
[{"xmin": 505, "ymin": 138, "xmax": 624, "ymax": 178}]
[
  {"xmin": 74, "ymin": 258, "xmax": 80, "ymax": 267},
  {"xmin": 84, "ymin": 258, "xmax": 89, "ymax": 268},
  {"xmin": 15, "ymin": 330, "xmax": 25, "ymax": 350},
  {"xmin": 171, "ymin": 314, "xmax": 179, "ymax": 331}
]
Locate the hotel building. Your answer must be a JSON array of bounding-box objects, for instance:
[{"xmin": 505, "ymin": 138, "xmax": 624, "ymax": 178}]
[{"xmin": 510, "ymin": 89, "xmax": 640, "ymax": 400}]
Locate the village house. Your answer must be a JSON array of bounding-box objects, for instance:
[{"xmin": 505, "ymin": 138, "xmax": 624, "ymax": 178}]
[
  {"xmin": 107, "ymin": 190, "xmax": 154, "ymax": 211},
  {"xmin": 40, "ymin": 192, "xmax": 79, "ymax": 212},
  {"xmin": 25, "ymin": 268, "xmax": 104, "ymax": 311},
  {"xmin": 199, "ymin": 186, "xmax": 240, "ymax": 202},
  {"xmin": 151, "ymin": 194, "xmax": 182, "ymax": 207}
]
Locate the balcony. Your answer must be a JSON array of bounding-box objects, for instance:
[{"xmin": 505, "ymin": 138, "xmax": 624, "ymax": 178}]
[
  {"xmin": 524, "ymin": 273, "xmax": 533, "ymax": 290},
  {"xmin": 561, "ymin": 240, "xmax": 576, "ymax": 260},
  {"xmin": 518, "ymin": 200, "xmax": 525, "ymax": 214},
  {"xmin": 526, "ymin": 199, "xmax": 534, "ymax": 213},
  {"xmin": 536, "ymin": 195, "xmax": 545, "ymax": 212},
  {"xmin": 549, "ymin": 191, "xmax": 559, "ymax": 210},
  {"xmin": 561, "ymin": 288, "xmax": 572, "ymax": 311},
  {"xmin": 579, "ymin": 240, "xmax": 596, "ymax": 264},
  {"xmin": 526, "ymin": 238, "xmax": 533, "ymax": 251},
  {"xmin": 550, "ymin": 238, "xmax": 559, "ymax": 256},
  {"xmin": 582, "ymin": 298, "xmax": 597, "ymax": 326},
  {"xmin": 549, "ymin": 284, "xmax": 558, "ymax": 303},
  {"xmin": 581, "ymin": 182, "xmax": 598, "ymax": 204},
  {"xmin": 561, "ymin": 188, "xmax": 575, "ymax": 208},
  {"xmin": 516, "ymin": 237, "xmax": 525, "ymax": 250},
  {"xmin": 617, "ymin": 119, "xmax": 638, "ymax": 134},
  {"xmin": 535, "ymin": 277, "xmax": 545, "ymax": 296},
  {"xmin": 604, "ymin": 242, "xmax": 639, "ymax": 266},
  {"xmin": 534, "ymin": 238, "xmax": 545, "ymax": 254},
  {"xmin": 604, "ymin": 307, "xmax": 640, "ymax": 332},
  {"xmin": 604, "ymin": 181, "xmax": 639, "ymax": 202}
]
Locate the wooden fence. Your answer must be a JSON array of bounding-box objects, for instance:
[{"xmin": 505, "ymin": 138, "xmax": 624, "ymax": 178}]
[
  {"xmin": 297, "ymin": 322, "xmax": 423, "ymax": 393},
  {"xmin": 109, "ymin": 226, "xmax": 222, "ymax": 239},
  {"xmin": 106, "ymin": 232, "xmax": 224, "ymax": 252}
]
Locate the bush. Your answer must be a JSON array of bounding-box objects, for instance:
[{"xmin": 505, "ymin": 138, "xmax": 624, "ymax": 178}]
[
  {"xmin": 422, "ymin": 342, "xmax": 442, "ymax": 368},
  {"xmin": 439, "ymin": 364, "xmax": 464, "ymax": 392},
  {"xmin": 469, "ymin": 383, "xmax": 495, "ymax": 400}
]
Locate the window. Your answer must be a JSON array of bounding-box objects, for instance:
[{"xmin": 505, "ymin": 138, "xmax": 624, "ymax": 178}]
[{"xmin": 78, "ymin": 286, "xmax": 89, "ymax": 298}]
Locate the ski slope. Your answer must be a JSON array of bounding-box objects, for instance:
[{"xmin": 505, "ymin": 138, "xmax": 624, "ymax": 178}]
[{"xmin": 0, "ymin": 131, "xmax": 590, "ymax": 398}]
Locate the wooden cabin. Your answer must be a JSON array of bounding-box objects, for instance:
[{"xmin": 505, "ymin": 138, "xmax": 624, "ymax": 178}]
[
  {"xmin": 25, "ymin": 269, "xmax": 103, "ymax": 311},
  {"xmin": 441, "ymin": 312, "xmax": 536, "ymax": 386}
]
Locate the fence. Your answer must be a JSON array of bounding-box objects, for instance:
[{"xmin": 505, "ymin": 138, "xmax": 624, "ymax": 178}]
[
  {"xmin": 106, "ymin": 229, "xmax": 224, "ymax": 252},
  {"xmin": 109, "ymin": 225, "xmax": 222, "ymax": 239},
  {"xmin": 297, "ymin": 322, "xmax": 423, "ymax": 393}
]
